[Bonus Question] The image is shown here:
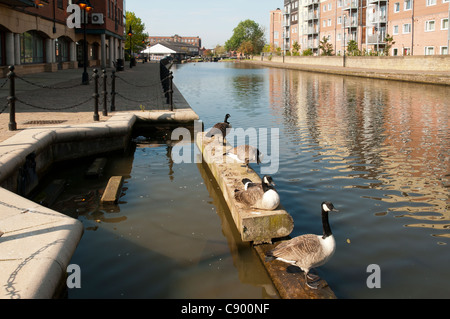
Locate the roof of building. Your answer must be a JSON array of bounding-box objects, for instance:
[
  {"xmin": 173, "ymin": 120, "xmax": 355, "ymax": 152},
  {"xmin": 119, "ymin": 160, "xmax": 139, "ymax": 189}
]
[{"xmin": 145, "ymin": 41, "xmax": 199, "ymax": 54}]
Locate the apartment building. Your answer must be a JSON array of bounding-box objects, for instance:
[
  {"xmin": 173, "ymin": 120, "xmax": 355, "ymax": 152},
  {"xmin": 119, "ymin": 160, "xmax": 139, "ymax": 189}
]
[
  {"xmin": 0, "ymin": 0, "xmax": 125, "ymax": 76},
  {"xmin": 389, "ymin": 0, "xmax": 449, "ymax": 55},
  {"xmin": 272, "ymin": 0, "xmax": 449, "ymax": 55},
  {"xmin": 270, "ymin": 8, "xmax": 283, "ymax": 49}
]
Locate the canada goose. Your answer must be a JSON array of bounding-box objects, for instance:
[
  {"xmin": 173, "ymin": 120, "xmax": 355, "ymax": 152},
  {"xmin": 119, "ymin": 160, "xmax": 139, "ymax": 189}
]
[
  {"xmin": 234, "ymin": 175, "xmax": 280, "ymax": 211},
  {"xmin": 205, "ymin": 114, "xmax": 231, "ymax": 145},
  {"xmin": 224, "ymin": 145, "xmax": 262, "ymax": 172},
  {"xmin": 265, "ymin": 201, "xmax": 339, "ymax": 289}
]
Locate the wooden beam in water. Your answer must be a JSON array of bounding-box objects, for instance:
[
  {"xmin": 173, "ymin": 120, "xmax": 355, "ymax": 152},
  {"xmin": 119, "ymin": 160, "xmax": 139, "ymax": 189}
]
[{"xmin": 101, "ymin": 176, "xmax": 124, "ymax": 204}]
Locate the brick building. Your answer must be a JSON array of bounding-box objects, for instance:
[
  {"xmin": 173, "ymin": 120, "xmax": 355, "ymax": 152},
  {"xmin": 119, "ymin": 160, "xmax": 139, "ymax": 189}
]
[
  {"xmin": 272, "ymin": 0, "xmax": 449, "ymax": 55},
  {"xmin": 270, "ymin": 8, "xmax": 283, "ymax": 50},
  {"xmin": 0, "ymin": 0, "xmax": 125, "ymax": 77},
  {"xmin": 147, "ymin": 34, "xmax": 202, "ymax": 50}
]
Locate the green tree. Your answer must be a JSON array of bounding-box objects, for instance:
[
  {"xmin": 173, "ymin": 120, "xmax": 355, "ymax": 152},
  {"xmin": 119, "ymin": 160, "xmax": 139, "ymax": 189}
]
[
  {"xmin": 225, "ymin": 19, "xmax": 265, "ymax": 54},
  {"xmin": 383, "ymin": 34, "xmax": 395, "ymax": 56},
  {"xmin": 319, "ymin": 36, "xmax": 334, "ymax": 56},
  {"xmin": 125, "ymin": 11, "xmax": 149, "ymax": 56},
  {"xmin": 302, "ymin": 48, "xmax": 313, "ymax": 56},
  {"xmin": 346, "ymin": 40, "xmax": 360, "ymax": 56},
  {"xmin": 214, "ymin": 45, "xmax": 226, "ymax": 56},
  {"xmin": 292, "ymin": 41, "xmax": 301, "ymax": 56},
  {"xmin": 238, "ymin": 40, "xmax": 255, "ymax": 57}
]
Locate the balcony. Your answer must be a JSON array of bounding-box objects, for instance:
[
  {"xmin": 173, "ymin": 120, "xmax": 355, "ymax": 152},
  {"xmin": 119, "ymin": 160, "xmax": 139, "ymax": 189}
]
[
  {"xmin": 368, "ymin": 14, "xmax": 387, "ymax": 24},
  {"xmin": 308, "ymin": 40, "xmax": 319, "ymax": 49},
  {"xmin": 307, "ymin": 26, "xmax": 319, "ymax": 34},
  {"xmin": 343, "ymin": 18, "xmax": 358, "ymax": 28},
  {"xmin": 307, "ymin": 12, "xmax": 319, "ymax": 20},
  {"xmin": 343, "ymin": 0, "xmax": 359, "ymax": 10},
  {"xmin": 367, "ymin": 34, "xmax": 386, "ymax": 44},
  {"xmin": 304, "ymin": 0, "xmax": 320, "ymax": 7},
  {"xmin": 367, "ymin": 0, "xmax": 387, "ymax": 4}
]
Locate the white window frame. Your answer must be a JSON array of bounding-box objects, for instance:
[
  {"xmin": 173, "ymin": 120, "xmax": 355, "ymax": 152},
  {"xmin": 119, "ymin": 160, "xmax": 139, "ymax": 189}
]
[
  {"xmin": 425, "ymin": 20, "xmax": 435, "ymax": 32},
  {"xmin": 426, "ymin": 0, "xmax": 436, "ymax": 6},
  {"xmin": 425, "ymin": 46, "xmax": 435, "ymax": 55},
  {"xmin": 404, "ymin": 0, "xmax": 412, "ymax": 10},
  {"xmin": 403, "ymin": 23, "xmax": 411, "ymax": 34},
  {"xmin": 394, "ymin": 2, "xmax": 400, "ymax": 12},
  {"xmin": 441, "ymin": 18, "xmax": 449, "ymax": 30},
  {"xmin": 440, "ymin": 46, "xmax": 448, "ymax": 55},
  {"xmin": 393, "ymin": 25, "xmax": 399, "ymax": 35}
]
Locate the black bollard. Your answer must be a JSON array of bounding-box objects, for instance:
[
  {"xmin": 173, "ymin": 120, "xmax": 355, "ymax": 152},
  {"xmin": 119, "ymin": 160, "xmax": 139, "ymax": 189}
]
[
  {"xmin": 7, "ymin": 65, "xmax": 16, "ymax": 131},
  {"xmin": 102, "ymin": 69, "xmax": 108, "ymax": 116},
  {"xmin": 93, "ymin": 69, "xmax": 99, "ymax": 121},
  {"xmin": 110, "ymin": 70, "xmax": 116, "ymax": 112}
]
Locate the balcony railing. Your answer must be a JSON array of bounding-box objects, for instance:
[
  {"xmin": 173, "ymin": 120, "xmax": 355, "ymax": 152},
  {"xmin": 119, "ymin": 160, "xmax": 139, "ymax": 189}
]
[
  {"xmin": 307, "ymin": 12, "xmax": 319, "ymax": 20},
  {"xmin": 367, "ymin": 34, "xmax": 386, "ymax": 44},
  {"xmin": 307, "ymin": 26, "xmax": 319, "ymax": 34},
  {"xmin": 343, "ymin": 18, "xmax": 358, "ymax": 28},
  {"xmin": 308, "ymin": 40, "xmax": 319, "ymax": 49},
  {"xmin": 304, "ymin": 0, "xmax": 320, "ymax": 6},
  {"xmin": 368, "ymin": 14, "xmax": 387, "ymax": 24},
  {"xmin": 343, "ymin": 0, "xmax": 359, "ymax": 10},
  {"xmin": 367, "ymin": 0, "xmax": 387, "ymax": 4}
]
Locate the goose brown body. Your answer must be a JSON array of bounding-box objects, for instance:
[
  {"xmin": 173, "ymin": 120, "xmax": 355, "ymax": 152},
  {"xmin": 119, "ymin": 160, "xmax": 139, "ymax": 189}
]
[
  {"xmin": 234, "ymin": 175, "xmax": 280, "ymax": 210},
  {"xmin": 265, "ymin": 201, "xmax": 339, "ymax": 289},
  {"xmin": 205, "ymin": 114, "xmax": 231, "ymax": 143}
]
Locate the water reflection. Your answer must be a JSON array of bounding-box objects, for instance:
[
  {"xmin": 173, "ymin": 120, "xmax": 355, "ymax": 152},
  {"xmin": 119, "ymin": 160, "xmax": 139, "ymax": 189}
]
[
  {"xmin": 171, "ymin": 62, "xmax": 449, "ymax": 297},
  {"xmin": 270, "ymin": 70, "xmax": 449, "ymax": 236}
]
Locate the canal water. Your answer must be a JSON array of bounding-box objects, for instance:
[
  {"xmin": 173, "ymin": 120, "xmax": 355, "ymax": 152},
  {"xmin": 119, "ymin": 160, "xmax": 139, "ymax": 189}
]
[
  {"xmin": 171, "ymin": 62, "xmax": 449, "ymax": 298},
  {"xmin": 54, "ymin": 62, "xmax": 448, "ymax": 298}
]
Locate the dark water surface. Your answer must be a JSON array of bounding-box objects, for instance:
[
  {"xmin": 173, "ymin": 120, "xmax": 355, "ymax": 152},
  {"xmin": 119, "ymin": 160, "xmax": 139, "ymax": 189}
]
[
  {"xmin": 172, "ymin": 62, "xmax": 449, "ymax": 298},
  {"xmin": 59, "ymin": 62, "xmax": 449, "ymax": 299}
]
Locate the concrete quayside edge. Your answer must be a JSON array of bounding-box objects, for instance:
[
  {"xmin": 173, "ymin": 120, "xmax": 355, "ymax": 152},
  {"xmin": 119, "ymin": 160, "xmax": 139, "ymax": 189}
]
[{"xmin": 0, "ymin": 108, "xmax": 199, "ymax": 299}]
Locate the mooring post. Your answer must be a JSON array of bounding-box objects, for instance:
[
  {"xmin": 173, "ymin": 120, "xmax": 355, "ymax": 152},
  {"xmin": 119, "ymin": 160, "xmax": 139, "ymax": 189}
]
[
  {"xmin": 102, "ymin": 69, "xmax": 108, "ymax": 116},
  {"xmin": 93, "ymin": 69, "xmax": 99, "ymax": 121},
  {"xmin": 169, "ymin": 71, "xmax": 173, "ymax": 111},
  {"xmin": 110, "ymin": 70, "xmax": 116, "ymax": 112},
  {"xmin": 7, "ymin": 65, "xmax": 16, "ymax": 131}
]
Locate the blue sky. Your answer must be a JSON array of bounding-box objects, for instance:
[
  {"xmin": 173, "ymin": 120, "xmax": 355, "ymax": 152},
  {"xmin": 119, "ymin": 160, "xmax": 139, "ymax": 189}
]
[{"xmin": 125, "ymin": 0, "xmax": 281, "ymax": 49}]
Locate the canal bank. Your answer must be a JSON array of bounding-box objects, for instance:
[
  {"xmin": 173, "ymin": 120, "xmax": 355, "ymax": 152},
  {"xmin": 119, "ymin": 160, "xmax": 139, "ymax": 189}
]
[
  {"xmin": 0, "ymin": 62, "xmax": 200, "ymax": 298},
  {"xmin": 247, "ymin": 55, "xmax": 450, "ymax": 86}
]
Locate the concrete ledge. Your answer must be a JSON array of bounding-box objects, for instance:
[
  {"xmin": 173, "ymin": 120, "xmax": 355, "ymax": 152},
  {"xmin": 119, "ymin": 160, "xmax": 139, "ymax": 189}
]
[
  {"xmin": 0, "ymin": 187, "xmax": 83, "ymax": 298},
  {"xmin": 0, "ymin": 113, "xmax": 137, "ymax": 195},
  {"xmin": 196, "ymin": 132, "xmax": 294, "ymax": 244},
  {"xmin": 254, "ymin": 243, "xmax": 336, "ymax": 299}
]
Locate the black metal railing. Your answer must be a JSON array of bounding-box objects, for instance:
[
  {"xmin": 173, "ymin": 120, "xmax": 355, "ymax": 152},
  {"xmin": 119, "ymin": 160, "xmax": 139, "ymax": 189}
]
[{"xmin": 1, "ymin": 63, "xmax": 175, "ymax": 131}]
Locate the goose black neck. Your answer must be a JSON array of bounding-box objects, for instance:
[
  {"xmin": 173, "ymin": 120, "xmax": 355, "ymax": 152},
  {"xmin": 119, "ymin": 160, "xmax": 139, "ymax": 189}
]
[
  {"xmin": 261, "ymin": 180, "xmax": 273, "ymax": 192},
  {"xmin": 321, "ymin": 210, "xmax": 332, "ymax": 238}
]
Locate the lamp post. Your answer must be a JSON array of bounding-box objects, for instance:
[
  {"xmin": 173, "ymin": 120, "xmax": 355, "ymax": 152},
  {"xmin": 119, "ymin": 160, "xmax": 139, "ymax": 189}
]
[
  {"xmin": 128, "ymin": 26, "xmax": 133, "ymax": 68},
  {"xmin": 142, "ymin": 37, "xmax": 147, "ymax": 63},
  {"xmin": 77, "ymin": 0, "xmax": 93, "ymax": 85}
]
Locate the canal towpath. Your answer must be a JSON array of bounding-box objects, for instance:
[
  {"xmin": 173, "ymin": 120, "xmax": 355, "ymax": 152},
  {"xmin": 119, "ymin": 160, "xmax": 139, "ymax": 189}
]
[{"xmin": 0, "ymin": 61, "xmax": 173, "ymax": 143}]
